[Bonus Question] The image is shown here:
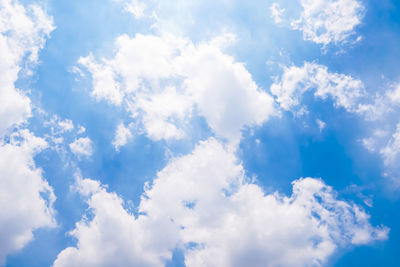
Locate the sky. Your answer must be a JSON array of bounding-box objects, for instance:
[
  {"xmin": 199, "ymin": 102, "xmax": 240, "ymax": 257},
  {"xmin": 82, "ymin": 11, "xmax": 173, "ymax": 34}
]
[{"xmin": 1, "ymin": 0, "xmax": 400, "ymax": 266}]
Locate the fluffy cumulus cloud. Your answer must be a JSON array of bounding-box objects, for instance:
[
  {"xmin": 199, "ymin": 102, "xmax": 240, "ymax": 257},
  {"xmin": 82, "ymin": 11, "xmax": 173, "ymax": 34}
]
[
  {"xmin": 270, "ymin": 2, "xmax": 285, "ymax": 24},
  {"xmin": 112, "ymin": 122, "xmax": 133, "ymax": 151},
  {"xmin": 387, "ymin": 84, "xmax": 400, "ymax": 104},
  {"xmin": 0, "ymin": 0, "xmax": 54, "ymax": 136},
  {"xmin": 0, "ymin": 130, "xmax": 56, "ymax": 264},
  {"xmin": 1, "ymin": 0, "xmax": 397, "ymax": 265},
  {"xmin": 78, "ymin": 33, "xmax": 276, "ymax": 144},
  {"xmin": 69, "ymin": 137, "xmax": 93, "ymax": 157},
  {"xmin": 0, "ymin": 0, "xmax": 56, "ymax": 263},
  {"xmin": 291, "ymin": 0, "xmax": 364, "ymax": 46},
  {"xmin": 271, "ymin": 62, "xmax": 365, "ymax": 114},
  {"xmin": 57, "ymin": 119, "xmax": 74, "ymax": 132},
  {"xmin": 52, "ymin": 177, "xmax": 178, "ymax": 267},
  {"xmin": 53, "ymin": 138, "xmax": 387, "ymax": 267}
]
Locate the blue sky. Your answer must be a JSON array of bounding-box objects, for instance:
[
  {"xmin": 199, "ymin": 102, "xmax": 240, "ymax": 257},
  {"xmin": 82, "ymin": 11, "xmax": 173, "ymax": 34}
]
[{"xmin": 1, "ymin": 0, "xmax": 400, "ymax": 266}]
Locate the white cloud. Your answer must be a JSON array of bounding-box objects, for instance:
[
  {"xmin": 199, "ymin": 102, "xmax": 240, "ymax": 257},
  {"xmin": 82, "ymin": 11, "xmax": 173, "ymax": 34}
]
[
  {"xmin": 133, "ymin": 85, "xmax": 192, "ymax": 141},
  {"xmin": 0, "ymin": 0, "xmax": 54, "ymax": 136},
  {"xmin": 38, "ymin": 115, "xmax": 92, "ymax": 154},
  {"xmin": 112, "ymin": 0, "xmax": 147, "ymax": 19},
  {"xmin": 54, "ymin": 138, "xmax": 387, "ymax": 267},
  {"xmin": 112, "ymin": 123, "xmax": 133, "ymax": 151},
  {"xmin": 52, "ymin": 177, "xmax": 179, "ymax": 267},
  {"xmin": 79, "ymin": 33, "xmax": 276, "ymax": 144},
  {"xmin": 290, "ymin": 0, "xmax": 364, "ymax": 46},
  {"xmin": 0, "ymin": 1, "xmax": 56, "ymax": 263},
  {"xmin": 360, "ymin": 130, "xmax": 388, "ymax": 153},
  {"xmin": 122, "ymin": 0, "xmax": 147, "ymax": 19},
  {"xmin": 271, "ymin": 62, "xmax": 365, "ymax": 114},
  {"xmin": 58, "ymin": 119, "xmax": 74, "ymax": 132},
  {"xmin": 77, "ymin": 125, "xmax": 86, "ymax": 134},
  {"xmin": 317, "ymin": 119, "xmax": 326, "ymax": 132},
  {"xmin": 69, "ymin": 137, "xmax": 93, "ymax": 157},
  {"xmin": 387, "ymin": 84, "xmax": 400, "ymax": 104},
  {"xmin": 174, "ymin": 35, "xmax": 276, "ymax": 143},
  {"xmin": 351, "ymin": 83, "xmax": 400, "ymax": 184},
  {"xmin": 272, "ymin": 64, "xmax": 400, "ymax": 185},
  {"xmin": 0, "ymin": 130, "xmax": 56, "ymax": 264},
  {"xmin": 270, "ymin": 3, "xmax": 285, "ymax": 24},
  {"xmin": 78, "ymin": 54, "xmax": 124, "ymax": 106},
  {"xmin": 380, "ymin": 123, "xmax": 400, "ymax": 166},
  {"xmin": 362, "ymin": 137, "xmax": 376, "ymax": 152}
]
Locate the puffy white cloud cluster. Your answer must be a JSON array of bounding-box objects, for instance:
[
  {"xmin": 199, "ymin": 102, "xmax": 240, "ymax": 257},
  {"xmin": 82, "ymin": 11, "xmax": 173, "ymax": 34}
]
[
  {"xmin": 271, "ymin": 62, "xmax": 366, "ymax": 114},
  {"xmin": 57, "ymin": 119, "xmax": 74, "ymax": 132},
  {"xmin": 0, "ymin": 1, "xmax": 56, "ymax": 263},
  {"xmin": 112, "ymin": 122, "xmax": 133, "ymax": 151},
  {"xmin": 69, "ymin": 137, "xmax": 93, "ymax": 157},
  {"xmin": 291, "ymin": 0, "xmax": 364, "ymax": 46},
  {"xmin": 270, "ymin": 2, "xmax": 285, "ymax": 24},
  {"xmin": 53, "ymin": 138, "xmax": 388, "ymax": 267},
  {"xmin": 0, "ymin": 0, "xmax": 54, "ymax": 136},
  {"xmin": 79, "ymin": 33, "xmax": 276, "ymax": 145},
  {"xmin": 0, "ymin": 130, "xmax": 56, "ymax": 265}
]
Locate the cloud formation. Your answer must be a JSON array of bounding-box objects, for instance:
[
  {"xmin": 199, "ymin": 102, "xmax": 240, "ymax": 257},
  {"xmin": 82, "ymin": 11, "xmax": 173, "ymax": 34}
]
[
  {"xmin": 270, "ymin": 2, "xmax": 285, "ymax": 24},
  {"xmin": 0, "ymin": 0, "xmax": 55, "ymax": 263},
  {"xmin": 271, "ymin": 62, "xmax": 365, "ymax": 114},
  {"xmin": 271, "ymin": 62, "xmax": 400, "ymax": 185},
  {"xmin": 1, "ymin": 0, "xmax": 398, "ymax": 266},
  {"xmin": 69, "ymin": 137, "xmax": 93, "ymax": 157},
  {"xmin": 113, "ymin": 0, "xmax": 147, "ymax": 19},
  {"xmin": 0, "ymin": 0, "xmax": 54, "ymax": 136},
  {"xmin": 291, "ymin": 0, "xmax": 364, "ymax": 46},
  {"xmin": 79, "ymin": 33, "xmax": 276, "ymax": 144},
  {"xmin": 270, "ymin": 0, "xmax": 364, "ymax": 47},
  {"xmin": 53, "ymin": 138, "xmax": 387, "ymax": 267},
  {"xmin": 0, "ymin": 130, "xmax": 56, "ymax": 264},
  {"xmin": 112, "ymin": 123, "xmax": 133, "ymax": 151}
]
